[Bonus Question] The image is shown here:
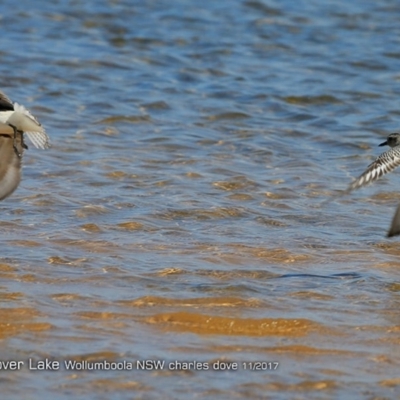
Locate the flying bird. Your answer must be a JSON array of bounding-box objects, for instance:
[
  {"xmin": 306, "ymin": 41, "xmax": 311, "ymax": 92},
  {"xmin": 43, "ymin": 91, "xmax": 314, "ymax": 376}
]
[
  {"xmin": 325, "ymin": 133, "xmax": 400, "ymax": 237},
  {"xmin": 344, "ymin": 133, "xmax": 400, "ymax": 194}
]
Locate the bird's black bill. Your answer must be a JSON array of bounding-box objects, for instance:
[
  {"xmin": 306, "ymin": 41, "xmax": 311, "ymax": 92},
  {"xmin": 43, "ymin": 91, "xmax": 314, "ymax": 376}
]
[{"xmin": 379, "ymin": 140, "xmax": 388, "ymax": 147}]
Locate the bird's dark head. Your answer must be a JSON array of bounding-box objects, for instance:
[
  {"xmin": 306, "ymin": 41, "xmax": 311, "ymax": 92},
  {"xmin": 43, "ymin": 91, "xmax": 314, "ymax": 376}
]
[{"xmin": 379, "ymin": 132, "xmax": 400, "ymax": 148}]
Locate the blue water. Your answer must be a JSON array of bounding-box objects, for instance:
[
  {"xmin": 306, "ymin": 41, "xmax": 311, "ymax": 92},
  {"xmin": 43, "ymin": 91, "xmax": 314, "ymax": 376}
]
[{"xmin": 0, "ymin": 0, "xmax": 400, "ymax": 399}]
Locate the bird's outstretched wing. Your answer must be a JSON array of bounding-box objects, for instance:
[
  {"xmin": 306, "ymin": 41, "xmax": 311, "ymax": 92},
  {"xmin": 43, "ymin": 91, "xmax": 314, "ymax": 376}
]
[
  {"xmin": 345, "ymin": 146, "xmax": 400, "ymax": 194},
  {"xmin": 24, "ymin": 131, "xmax": 50, "ymax": 149},
  {"xmin": 321, "ymin": 146, "xmax": 400, "ymax": 206},
  {"xmin": 12, "ymin": 103, "xmax": 50, "ymax": 149}
]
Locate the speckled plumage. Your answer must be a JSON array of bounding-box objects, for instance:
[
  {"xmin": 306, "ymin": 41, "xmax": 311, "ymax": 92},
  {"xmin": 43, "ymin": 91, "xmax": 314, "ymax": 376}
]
[{"xmin": 345, "ymin": 133, "xmax": 400, "ymax": 194}]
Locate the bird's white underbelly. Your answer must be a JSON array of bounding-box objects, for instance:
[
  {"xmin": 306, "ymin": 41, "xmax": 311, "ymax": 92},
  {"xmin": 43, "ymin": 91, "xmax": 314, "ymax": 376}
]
[{"xmin": 0, "ymin": 165, "xmax": 20, "ymax": 200}]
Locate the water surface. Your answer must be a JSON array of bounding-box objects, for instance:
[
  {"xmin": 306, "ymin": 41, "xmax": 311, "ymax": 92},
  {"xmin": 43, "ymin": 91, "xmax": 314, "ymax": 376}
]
[{"xmin": 0, "ymin": 0, "xmax": 400, "ymax": 399}]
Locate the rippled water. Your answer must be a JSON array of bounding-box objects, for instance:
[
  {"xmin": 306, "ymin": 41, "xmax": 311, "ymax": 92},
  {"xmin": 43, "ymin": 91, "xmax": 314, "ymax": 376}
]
[{"xmin": 1, "ymin": 0, "xmax": 400, "ymax": 398}]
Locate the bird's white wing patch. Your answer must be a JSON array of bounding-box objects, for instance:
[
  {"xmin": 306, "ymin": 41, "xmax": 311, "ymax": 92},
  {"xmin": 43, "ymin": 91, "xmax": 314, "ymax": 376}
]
[{"xmin": 13, "ymin": 102, "xmax": 41, "ymax": 126}]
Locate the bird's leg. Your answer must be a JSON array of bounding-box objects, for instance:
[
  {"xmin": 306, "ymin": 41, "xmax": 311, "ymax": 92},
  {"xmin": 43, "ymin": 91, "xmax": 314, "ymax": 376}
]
[
  {"xmin": 9, "ymin": 124, "xmax": 24, "ymax": 158},
  {"xmin": 20, "ymin": 132, "xmax": 28, "ymax": 150}
]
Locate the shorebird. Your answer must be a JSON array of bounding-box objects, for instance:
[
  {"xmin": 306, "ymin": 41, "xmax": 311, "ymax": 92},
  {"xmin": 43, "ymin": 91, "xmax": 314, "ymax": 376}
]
[
  {"xmin": 343, "ymin": 133, "xmax": 400, "ymax": 195},
  {"xmin": 0, "ymin": 122, "xmax": 25, "ymax": 200},
  {"xmin": 0, "ymin": 90, "xmax": 49, "ymax": 200},
  {"xmin": 0, "ymin": 90, "xmax": 49, "ymax": 157},
  {"xmin": 326, "ymin": 133, "xmax": 400, "ymax": 237},
  {"xmin": 347, "ymin": 133, "xmax": 400, "ymax": 237}
]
